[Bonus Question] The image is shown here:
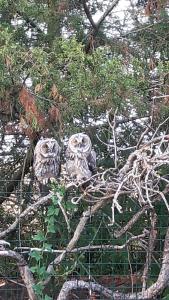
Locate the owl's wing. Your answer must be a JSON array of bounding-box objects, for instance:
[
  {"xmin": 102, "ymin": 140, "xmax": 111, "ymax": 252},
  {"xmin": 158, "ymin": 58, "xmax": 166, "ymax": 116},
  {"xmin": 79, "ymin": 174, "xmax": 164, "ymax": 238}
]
[
  {"xmin": 57, "ymin": 149, "xmax": 61, "ymax": 176},
  {"xmin": 87, "ymin": 150, "xmax": 97, "ymax": 174},
  {"xmin": 65, "ymin": 147, "xmax": 76, "ymax": 176},
  {"xmin": 33, "ymin": 152, "xmax": 40, "ymax": 177}
]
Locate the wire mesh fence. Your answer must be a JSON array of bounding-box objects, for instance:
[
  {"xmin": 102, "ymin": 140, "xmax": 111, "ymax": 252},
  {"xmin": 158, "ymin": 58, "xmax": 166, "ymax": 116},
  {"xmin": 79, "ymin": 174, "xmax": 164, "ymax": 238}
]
[{"xmin": 0, "ymin": 176, "xmax": 169, "ymax": 300}]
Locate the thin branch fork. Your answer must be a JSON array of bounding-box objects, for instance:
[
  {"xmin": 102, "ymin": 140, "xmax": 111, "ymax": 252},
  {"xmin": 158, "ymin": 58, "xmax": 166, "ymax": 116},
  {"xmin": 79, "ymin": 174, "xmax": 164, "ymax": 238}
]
[
  {"xmin": 82, "ymin": 0, "xmax": 120, "ymax": 52},
  {"xmin": 114, "ymin": 182, "xmax": 169, "ymax": 240},
  {"xmin": 81, "ymin": 0, "xmax": 97, "ymax": 29},
  {"xmin": 96, "ymin": 0, "xmax": 120, "ymax": 30},
  {"xmin": 82, "ymin": 0, "xmax": 120, "ymax": 32}
]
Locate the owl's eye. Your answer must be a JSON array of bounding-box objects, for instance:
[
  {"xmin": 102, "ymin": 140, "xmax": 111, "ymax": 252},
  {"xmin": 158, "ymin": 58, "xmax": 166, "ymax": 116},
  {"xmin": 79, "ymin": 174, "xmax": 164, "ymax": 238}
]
[
  {"xmin": 43, "ymin": 144, "xmax": 48, "ymax": 151},
  {"xmin": 82, "ymin": 138, "xmax": 85, "ymax": 143}
]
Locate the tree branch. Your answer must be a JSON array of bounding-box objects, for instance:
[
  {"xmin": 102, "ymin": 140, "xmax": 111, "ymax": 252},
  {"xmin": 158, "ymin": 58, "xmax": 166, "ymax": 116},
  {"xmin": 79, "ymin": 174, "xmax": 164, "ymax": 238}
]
[
  {"xmin": 0, "ymin": 193, "xmax": 52, "ymax": 239},
  {"xmin": 114, "ymin": 205, "xmax": 152, "ymax": 238},
  {"xmin": 16, "ymin": 10, "xmax": 44, "ymax": 34},
  {"xmin": 142, "ymin": 210, "xmax": 157, "ymax": 292},
  {"xmin": 0, "ymin": 250, "xmax": 36, "ymax": 300},
  {"xmin": 57, "ymin": 280, "xmax": 113, "ymax": 300},
  {"xmin": 96, "ymin": 0, "xmax": 120, "ymax": 30},
  {"xmin": 82, "ymin": 0, "xmax": 120, "ymax": 52},
  {"xmin": 81, "ymin": 0, "xmax": 97, "ymax": 29},
  {"xmin": 0, "ymin": 147, "xmax": 34, "ymax": 205},
  {"xmin": 43, "ymin": 199, "xmax": 106, "ymax": 286},
  {"xmin": 15, "ymin": 231, "xmax": 148, "ymax": 254},
  {"xmin": 57, "ymin": 227, "xmax": 169, "ymax": 299}
]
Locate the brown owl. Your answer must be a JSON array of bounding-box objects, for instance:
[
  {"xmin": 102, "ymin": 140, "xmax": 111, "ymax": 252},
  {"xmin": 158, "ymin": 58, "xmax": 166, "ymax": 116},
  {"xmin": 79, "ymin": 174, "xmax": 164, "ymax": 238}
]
[
  {"xmin": 66, "ymin": 133, "xmax": 96, "ymax": 182},
  {"xmin": 33, "ymin": 138, "xmax": 61, "ymax": 194}
]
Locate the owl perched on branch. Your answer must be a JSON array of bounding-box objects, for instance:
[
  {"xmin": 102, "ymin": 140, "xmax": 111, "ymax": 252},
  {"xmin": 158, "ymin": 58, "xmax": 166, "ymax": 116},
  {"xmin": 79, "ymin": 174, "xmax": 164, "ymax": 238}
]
[
  {"xmin": 33, "ymin": 138, "xmax": 61, "ymax": 194},
  {"xmin": 66, "ymin": 133, "xmax": 96, "ymax": 182}
]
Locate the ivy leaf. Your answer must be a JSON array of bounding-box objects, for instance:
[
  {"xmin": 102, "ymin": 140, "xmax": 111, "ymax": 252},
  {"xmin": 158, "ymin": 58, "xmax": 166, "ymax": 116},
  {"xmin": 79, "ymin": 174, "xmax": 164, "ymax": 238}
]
[
  {"xmin": 30, "ymin": 250, "xmax": 42, "ymax": 261},
  {"xmin": 51, "ymin": 195, "xmax": 59, "ymax": 205},
  {"xmin": 47, "ymin": 224, "xmax": 56, "ymax": 233},
  {"xmin": 33, "ymin": 231, "xmax": 46, "ymax": 241},
  {"xmin": 33, "ymin": 283, "xmax": 43, "ymax": 295},
  {"xmin": 65, "ymin": 201, "xmax": 77, "ymax": 212},
  {"xmin": 47, "ymin": 206, "xmax": 56, "ymax": 216},
  {"xmin": 54, "ymin": 207, "xmax": 60, "ymax": 216},
  {"xmin": 47, "ymin": 220, "xmax": 56, "ymax": 233},
  {"xmin": 30, "ymin": 266, "xmax": 38, "ymax": 273},
  {"xmin": 43, "ymin": 243, "xmax": 53, "ymax": 251},
  {"xmin": 38, "ymin": 266, "xmax": 47, "ymax": 276},
  {"xmin": 44, "ymin": 295, "xmax": 53, "ymax": 300}
]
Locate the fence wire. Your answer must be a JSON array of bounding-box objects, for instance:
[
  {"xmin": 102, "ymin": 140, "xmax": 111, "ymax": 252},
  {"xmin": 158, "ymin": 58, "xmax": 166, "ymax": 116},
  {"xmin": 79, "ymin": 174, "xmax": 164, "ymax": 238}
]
[{"xmin": 0, "ymin": 177, "xmax": 168, "ymax": 299}]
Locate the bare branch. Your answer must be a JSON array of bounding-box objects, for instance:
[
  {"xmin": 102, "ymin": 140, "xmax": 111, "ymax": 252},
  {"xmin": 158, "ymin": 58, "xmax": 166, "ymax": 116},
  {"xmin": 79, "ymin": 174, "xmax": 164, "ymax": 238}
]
[
  {"xmin": 108, "ymin": 108, "xmax": 118, "ymax": 168},
  {"xmin": 44, "ymin": 199, "xmax": 106, "ymax": 285},
  {"xmin": 57, "ymin": 280, "xmax": 113, "ymax": 300},
  {"xmin": 15, "ymin": 231, "xmax": 148, "ymax": 254},
  {"xmin": 136, "ymin": 116, "xmax": 153, "ymax": 149},
  {"xmin": 57, "ymin": 227, "xmax": 169, "ymax": 299},
  {"xmin": 140, "ymin": 226, "xmax": 169, "ymax": 299},
  {"xmin": 83, "ymin": 0, "xmax": 120, "ymax": 52},
  {"xmin": 0, "ymin": 250, "xmax": 36, "ymax": 300},
  {"xmin": 56, "ymin": 192, "xmax": 70, "ymax": 233},
  {"xmin": 114, "ymin": 205, "xmax": 152, "ymax": 238},
  {"xmin": 0, "ymin": 147, "xmax": 33, "ymax": 205},
  {"xmin": 0, "ymin": 193, "xmax": 52, "ymax": 239}
]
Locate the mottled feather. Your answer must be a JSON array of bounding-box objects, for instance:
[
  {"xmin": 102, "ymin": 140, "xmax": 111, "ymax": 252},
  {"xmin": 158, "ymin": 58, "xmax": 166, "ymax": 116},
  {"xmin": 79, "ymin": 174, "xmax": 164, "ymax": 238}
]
[
  {"xmin": 66, "ymin": 133, "xmax": 96, "ymax": 182},
  {"xmin": 33, "ymin": 138, "xmax": 61, "ymax": 194}
]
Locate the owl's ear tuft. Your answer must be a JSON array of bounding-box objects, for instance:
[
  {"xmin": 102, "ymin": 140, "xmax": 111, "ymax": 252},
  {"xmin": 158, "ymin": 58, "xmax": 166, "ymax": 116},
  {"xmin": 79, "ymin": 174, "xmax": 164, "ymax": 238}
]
[{"xmin": 66, "ymin": 133, "xmax": 96, "ymax": 182}]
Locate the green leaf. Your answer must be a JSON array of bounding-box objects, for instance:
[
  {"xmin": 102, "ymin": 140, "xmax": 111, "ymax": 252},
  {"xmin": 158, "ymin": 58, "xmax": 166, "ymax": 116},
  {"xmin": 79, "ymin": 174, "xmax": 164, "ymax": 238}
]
[
  {"xmin": 30, "ymin": 266, "xmax": 38, "ymax": 273},
  {"xmin": 47, "ymin": 223, "xmax": 56, "ymax": 233},
  {"xmin": 30, "ymin": 250, "xmax": 42, "ymax": 261},
  {"xmin": 47, "ymin": 219, "xmax": 56, "ymax": 233},
  {"xmin": 54, "ymin": 207, "xmax": 60, "ymax": 216},
  {"xmin": 51, "ymin": 195, "xmax": 59, "ymax": 205},
  {"xmin": 47, "ymin": 206, "xmax": 56, "ymax": 216},
  {"xmin": 33, "ymin": 283, "xmax": 43, "ymax": 296},
  {"xmin": 33, "ymin": 231, "xmax": 46, "ymax": 242},
  {"xmin": 38, "ymin": 266, "xmax": 47, "ymax": 276},
  {"xmin": 65, "ymin": 201, "xmax": 77, "ymax": 211},
  {"xmin": 44, "ymin": 295, "xmax": 53, "ymax": 300},
  {"xmin": 162, "ymin": 295, "xmax": 169, "ymax": 300},
  {"xmin": 43, "ymin": 243, "xmax": 53, "ymax": 251}
]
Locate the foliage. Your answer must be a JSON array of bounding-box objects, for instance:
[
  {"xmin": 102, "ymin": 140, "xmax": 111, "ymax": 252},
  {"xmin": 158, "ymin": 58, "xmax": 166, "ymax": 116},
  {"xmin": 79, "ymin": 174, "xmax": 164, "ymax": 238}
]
[{"xmin": 0, "ymin": 0, "xmax": 169, "ymax": 299}]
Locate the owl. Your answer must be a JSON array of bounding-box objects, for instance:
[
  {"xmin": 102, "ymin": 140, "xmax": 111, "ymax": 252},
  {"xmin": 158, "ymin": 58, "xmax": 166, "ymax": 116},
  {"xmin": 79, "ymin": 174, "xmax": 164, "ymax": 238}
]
[
  {"xmin": 66, "ymin": 133, "xmax": 96, "ymax": 182},
  {"xmin": 33, "ymin": 138, "xmax": 61, "ymax": 194}
]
